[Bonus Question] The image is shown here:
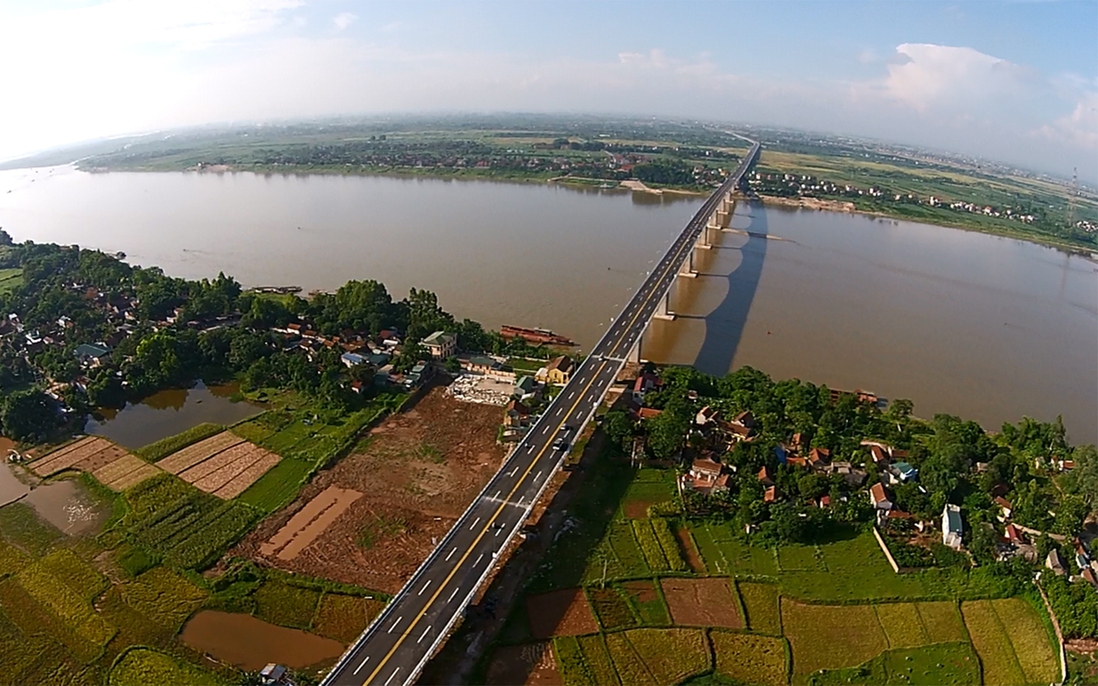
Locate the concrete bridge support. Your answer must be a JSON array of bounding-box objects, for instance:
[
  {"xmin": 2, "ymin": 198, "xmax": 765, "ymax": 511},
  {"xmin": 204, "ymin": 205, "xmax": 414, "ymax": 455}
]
[{"xmin": 653, "ymin": 290, "xmax": 675, "ymax": 321}]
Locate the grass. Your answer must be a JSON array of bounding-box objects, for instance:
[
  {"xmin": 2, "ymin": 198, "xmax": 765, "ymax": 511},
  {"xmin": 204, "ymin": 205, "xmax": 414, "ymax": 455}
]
[
  {"xmin": 777, "ymin": 545, "xmax": 825, "ymax": 572},
  {"xmin": 108, "ymin": 646, "xmax": 227, "ymax": 686},
  {"xmin": 874, "ymin": 602, "xmax": 931, "ymax": 648},
  {"xmin": 312, "ymin": 593, "xmax": 385, "ymax": 643},
  {"xmin": 253, "ymin": 579, "xmax": 322, "ymax": 630},
  {"xmin": 960, "ymin": 600, "xmax": 1027, "ymax": 686},
  {"xmin": 738, "ymin": 582, "xmax": 783, "ymax": 635},
  {"xmin": 118, "ymin": 566, "xmax": 207, "ymax": 632},
  {"xmin": 783, "ymin": 600, "xmax": 889, "ymax": 683},
  {"xmin": 780, "ymin": 532, "xmax": 931, "ymax": 602},
  {"xmin": 624, "ymin": 628, "xmax": 711, "ymax": 686},
  {"xmin": 16, "ymin": 563, "xmax": 117, "ymax": 660},
  {"xmin": 133, "ymin": 423, "xmax": 225, "ymax": 462},
  {"xmin": 0, "ymin": 501, "xmax": 64, "ymax": 556},
  {"xmin": 0, "ymin": 267, "xmax": 22, "ymax": 294},
  {"xmin": 38, "ymin": 549, "xmax": 109, "ymax": 602},
  {"xmin": 710, "ymin": 630, "xmax": 788, "ymax": 686},
  {"xmin": 689, "ymin": 525, "xmax": 778, "ymax": 577},
  {"xmin": 357, "ymin": 513, "xmax": 407, "ymax": 549},
  {"xmin": 235, "ymin": 457, "xmax": 313, "ymax": 514},
  {"xmin": 806, "ymin": 642, "xmax": 981, "ymax": 686},
  {"xmin": 984, "ymin": 597, "xmax": 1060, "ymax": 685},
  {"xmin": 577, "ymin": 633, "xmax": 622, "ymax": 686},
  {"xmin": 589, "ymin": 586, "xmax": 638, "ymax": 630},
  {"xmin": 625, "ymin": 580, "xmax": 671, "ymax": 626},
  {"xmin": 121, "ymin": 473, "xmax": 258, "ymax": 570}
]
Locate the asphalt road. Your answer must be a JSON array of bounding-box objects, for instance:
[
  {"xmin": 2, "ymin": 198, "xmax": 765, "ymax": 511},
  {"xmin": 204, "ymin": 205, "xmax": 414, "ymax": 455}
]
[{"xmin": 322, "ymin": 140, "xmax": 760, "ymax": 686}]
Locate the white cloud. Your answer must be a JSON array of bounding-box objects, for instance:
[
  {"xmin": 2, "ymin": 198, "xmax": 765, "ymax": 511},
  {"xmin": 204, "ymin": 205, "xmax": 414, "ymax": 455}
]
[
  {"xmin": 1037, "ymin": 90, "xmax": 1098, "ymax": 150},
  {"xmin": 882, "ymin": 43, "xmax": 1031, "ymax": 112},
  {"xmin": 333, "ymin": 12, "xmax": 357, "ymax": 31}
]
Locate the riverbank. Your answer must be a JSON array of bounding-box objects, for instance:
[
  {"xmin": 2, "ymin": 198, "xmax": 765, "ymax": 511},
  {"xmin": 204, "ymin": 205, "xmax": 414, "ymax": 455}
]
[{"xmin": 758, "ymin": 194, "xmax": 1098, "ymax": 257}]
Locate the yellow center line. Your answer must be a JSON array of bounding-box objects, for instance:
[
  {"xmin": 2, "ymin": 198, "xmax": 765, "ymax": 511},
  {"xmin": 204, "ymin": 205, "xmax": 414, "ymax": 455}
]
[{"xmin": 361, "ymin": 358, "xmax": 610, "ymax": 685}]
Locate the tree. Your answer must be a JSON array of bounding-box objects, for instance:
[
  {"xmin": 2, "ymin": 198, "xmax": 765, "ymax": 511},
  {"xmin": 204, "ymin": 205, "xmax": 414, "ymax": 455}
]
[
  {"xmin": 1, "ymin": 390, "xmax": 59, "ymax": 442},
  {"xmin": 1062, "ymin": 444, "xmax": 1098, "ymax": 517},
  {"xmin": 602, "ymin": 410, "xmax": 636, "ymax": 450}
]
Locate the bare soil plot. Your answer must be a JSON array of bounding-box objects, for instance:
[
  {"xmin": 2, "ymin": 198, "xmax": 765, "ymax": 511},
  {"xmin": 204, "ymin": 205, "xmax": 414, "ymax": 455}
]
[
  {"xmin": 157, "ymin": 432, "xmax": 244, "ymax": 474},
  {"xmin": 30, "ymin": 437, "xmax": 109, "ymax": 476},
  {"xmin": 91, "ymin": 455, "xmax": 161, "ymax": 491},
  {"xmin": 660, "ymin": 577, "xmax": 742, "ymax": 628},
  {"xmin": 231, "ymin": 386, "xmax": 504, "ymax": 593},
  {"xmin": 213, "ymin": 452, "xmax": 281, "ymax": 499},
  {"xmin": 73, "ymin": 443, "xmax": 129, "ymax": 473},
  {"xmin": 260, "ymin": 487, "xmax": 363, "ymax": 561},
  {"xmin": 177, "ymin": 442, "xmax": 257, "ymax": 483},
  {"xmin": 192, "ymin": 446, "xmax": 273, "ymax": 493},
  {"xmin": 526, "ymin": 588, "xmax": 599, "ymax": 639},
  {"xmin": 486, "ymin": 642, "xmax": 563, "ymax": 686},
  {"xmin": 675, "ymin": 526, "xmax": 705, "ymax": 573}
]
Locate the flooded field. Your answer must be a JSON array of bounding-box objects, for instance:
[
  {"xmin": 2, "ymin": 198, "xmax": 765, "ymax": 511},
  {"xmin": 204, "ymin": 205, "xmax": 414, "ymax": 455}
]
[
  {"xmin": 84, "ymin": 381, "xmax": 261, "ymax": 449},
  {"xmin": 0, "ymin": 461, "xmax": 109, "ymax": 535},
  {"xmin": 180, "ymin": 610, "xmax": 345, "ymax": 670}
]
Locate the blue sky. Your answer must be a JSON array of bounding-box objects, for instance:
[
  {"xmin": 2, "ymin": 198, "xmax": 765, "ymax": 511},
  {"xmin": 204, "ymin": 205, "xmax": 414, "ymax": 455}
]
[{"xmin": 0, "ymin": 0, "xmax": 1094, "ymax": 179}]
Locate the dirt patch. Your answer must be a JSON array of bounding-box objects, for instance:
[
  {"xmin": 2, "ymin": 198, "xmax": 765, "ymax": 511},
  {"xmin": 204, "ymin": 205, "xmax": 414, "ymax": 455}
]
[
  {"xmin": 623, "ymin": 499, "xmax": 658, "ymax": 519},
  {"xmin": 676, "ymin": 526, "xmax": 706, "ymax": 573},
  {"xmin": 232, "ymin": 386, "xmax": 504, "ymax": 593},
  {"xmin": 485, "ymin": 642, "xmax": 563, "ymax": 686},
  {"xmin": 622, "ymin": 580, "xmax": 659, "ymax": 603},
  {"xmin": 260, "ymin": 487, "xmax": 363, "ymax": 560},
  {"xmin": 661, "ymin": 577, "xmax": 742, "ymax": 628},
  {"xmin": 526, "ymin": 588, "xmax": 599, "ymax": 640}
]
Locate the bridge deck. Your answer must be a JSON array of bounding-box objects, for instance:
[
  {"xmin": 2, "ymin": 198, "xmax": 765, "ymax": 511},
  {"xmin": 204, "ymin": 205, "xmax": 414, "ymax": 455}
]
[{"xmin": 322, "ymin": 139, "xmax": 760, "ymax": 686}]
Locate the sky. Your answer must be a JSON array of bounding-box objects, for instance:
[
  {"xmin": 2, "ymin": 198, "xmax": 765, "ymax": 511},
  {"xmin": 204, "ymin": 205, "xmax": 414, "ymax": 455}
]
[{"xmin": 0, "ymin": 0, "xmax": 1094, "ymax": 180}]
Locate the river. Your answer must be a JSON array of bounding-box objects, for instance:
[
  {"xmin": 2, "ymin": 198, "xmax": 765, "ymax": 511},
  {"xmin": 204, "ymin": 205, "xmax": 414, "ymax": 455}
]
[{"xmin": 1, "ymin": 166, "xmax": 1094, "ymax": 443}]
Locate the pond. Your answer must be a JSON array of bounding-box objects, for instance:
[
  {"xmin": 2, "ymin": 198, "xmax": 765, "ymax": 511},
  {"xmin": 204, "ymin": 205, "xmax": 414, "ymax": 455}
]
[
  {"xmin": 0, "ymin": 462, "xmax": 109, "ymax": 535},
  {"xmin": 180, "ymin": 610, "xmax": 345, "ymax": 670},
  {"xmin": 84, "ymin": 381, "xmax": 262, "ymax": 449}
]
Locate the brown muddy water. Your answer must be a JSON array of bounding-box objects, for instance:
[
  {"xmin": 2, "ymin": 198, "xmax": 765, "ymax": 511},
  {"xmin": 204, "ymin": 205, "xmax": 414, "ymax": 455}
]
[
  {"xmin": 0, "ymin": 462, "xmax": 109, "ymax": 535},
  {"xmin": 1, "ymin": 168, "xmax": 1094, "ymax": 442},
  {"xmin": 180, "ymin": 610, "xmax": 344, "ymax": 670},
  {"xmin": 84, "ymin": 381, "xmax": 261, "ymax": 449}
]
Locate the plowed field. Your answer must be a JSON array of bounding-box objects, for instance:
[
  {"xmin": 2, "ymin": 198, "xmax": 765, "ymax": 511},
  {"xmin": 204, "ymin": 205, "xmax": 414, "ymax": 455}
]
[
  {"xmin": 661, "ymin": 577, "xmax": 743, "ymax": 628},
  {"xmin": 232, "ymin": 386, "xmax": 505, "ymax": 593}
]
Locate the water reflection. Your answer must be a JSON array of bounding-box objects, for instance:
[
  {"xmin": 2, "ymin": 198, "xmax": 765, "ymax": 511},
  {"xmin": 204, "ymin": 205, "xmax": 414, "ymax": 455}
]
[{"xmin": 85, "ymin": 381, "xmax": 261, "ymax": 449}]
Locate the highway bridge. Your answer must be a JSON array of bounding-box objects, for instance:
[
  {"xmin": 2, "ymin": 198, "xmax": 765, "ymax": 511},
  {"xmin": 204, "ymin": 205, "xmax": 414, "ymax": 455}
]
[{"xmin": 322, "ymin": 137, "xmax": 761, "ymax": 686}]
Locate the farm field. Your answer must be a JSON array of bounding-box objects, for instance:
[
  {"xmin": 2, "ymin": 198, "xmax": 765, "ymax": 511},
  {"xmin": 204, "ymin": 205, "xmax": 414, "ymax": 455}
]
[
  {"xmin": 485, "ymin": 446, "xmax": 1062, "ymax": 686},
  {"xmin": 232, "ymin": 386, "xmax": 505, "ymax": 593},
  {"xmin": 159, "ymin": 431, "xmax": 282, "ymax": 499},
  {"xmin": 30, "ymin": 436, "xmax": 161, "ymax": 491}
]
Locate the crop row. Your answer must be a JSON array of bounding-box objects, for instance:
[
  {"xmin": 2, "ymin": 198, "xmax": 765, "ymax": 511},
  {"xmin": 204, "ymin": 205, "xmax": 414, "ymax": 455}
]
[
  {"xmin": 631, "ymin": 520, "xmax": 669, "ymax": 573},
  {"xmin": 649, "ymin": 518, "xmax": 686, "ymax": 572}
]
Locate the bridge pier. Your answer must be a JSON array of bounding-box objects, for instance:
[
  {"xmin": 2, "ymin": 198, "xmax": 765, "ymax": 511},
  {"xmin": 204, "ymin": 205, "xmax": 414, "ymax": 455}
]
[
  {"xmin": 678, "ymin": 249, "xmax": 698, "ymax": 278},
  {"xmin": 653, "ymin": 291, "xmax": 675, "ymax": 321},
  {"xmin": 628, "ymin": 333, "xmax": 644, "ymax": 364}
]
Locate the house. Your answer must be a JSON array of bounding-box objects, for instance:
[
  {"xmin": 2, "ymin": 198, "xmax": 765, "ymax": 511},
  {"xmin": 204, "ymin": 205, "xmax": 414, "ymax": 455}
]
[
  {"xmin": 942, "ymin": 504, "xmax": 963, "ymax": 549},
  {"xmin": 757, "ymin": 465, "xmax": 774, "ymax": 487},
  {"xmin": 789, "ymin": 432, "xmax": 805, "ymax": 453},
  {"xmin": 422, "ymin": 331, "xmax": 457, "ymax": 359},
  {"xmin": 870, "ymin": 483, "xmax": 893, "ymax": 510},
  {"xmin": 889, "ymin": 461, "xmax": 918, "ymax": 483},
  {"xmin": 503, "ymin": 399, "xmax": 531, "ymax": 428},
  {"xmin": 993, "ymin": 497, "xmax": 1013, "ymax": 521},
  {"xmin": 763, "ymin": 486, "xmax": 778, "ymax": 503},
  {"xmin": 1004, "ymin": 523, "xmax": 1026, "ymax": 544},
  {"xmin": 462, "ymin": 355, "xmax": 500, "ymax": 375},
  {"xmin": 807, "ymin": 447, "xmax": 831, "ymax": 470},
  {"xmin": 817, "ymin": 495, "xmax": 831, "ymax": 508},
  {"xmin": 539, "ymin": 356, "xmax": 574, "ymax": 385},
  {"xmin": 1046, "ymin": 549, "xmax": 1068, "ymax": 576},
  {"xmin": 259, "ymin": 663, "xmax": 288, "ymax": 685},
  {"xmin": 404, "ymin": 361, "xmax": 433, "ymax": 388},
  {"xmin": 689, "ymin": 458, "xmax": 723, "ymax": 488},
  {"xmin": 513, "ymin": 375, "xmax": 538, "ymax": 400},
  {"xmin": 632, "ymin": 372, "xmax": 661, "ymax": 403},
  {"xmin": 341, "ymin": 352, "xmax": 368, "ymax": 367},
  {"xmin": 695, "ymin": 406, "xmax": 720, "ymax": 427},
  {"xmin": 74, "ymin": 343, "xmax": 111, "ymax": 368},
  {"xmin": 732, "ymin": 410, "xmax": 756, "ymax": 429}
]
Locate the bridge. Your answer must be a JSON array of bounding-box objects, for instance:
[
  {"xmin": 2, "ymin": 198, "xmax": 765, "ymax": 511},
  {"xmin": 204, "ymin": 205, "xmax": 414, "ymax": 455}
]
[{"xmin": 322, "ymin": 137, "xmax": 761, "ymax": 686}]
